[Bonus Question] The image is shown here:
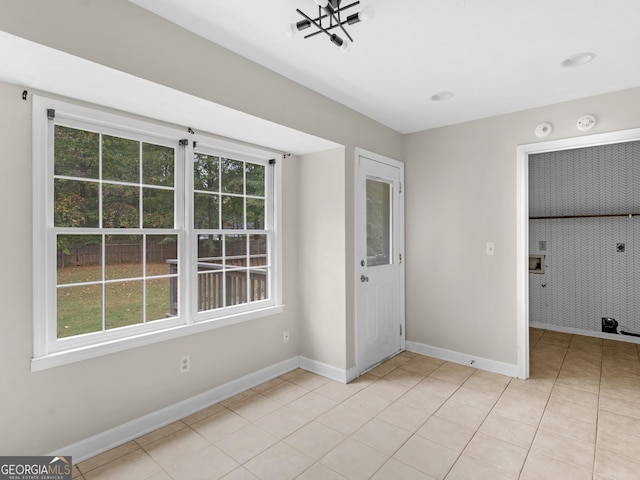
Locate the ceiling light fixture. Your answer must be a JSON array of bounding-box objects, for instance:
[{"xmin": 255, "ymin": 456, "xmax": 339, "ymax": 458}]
[
  {"xmin": 431, "ymin": 91, "xmax": 454, "ymax": 102},
  {"xmin": 561, "ymin": 52, "xmax": 596, "ymax": 67},
  {"xmin": 287, "ymin": 0, "xmax": 373, "ymax": 50}
]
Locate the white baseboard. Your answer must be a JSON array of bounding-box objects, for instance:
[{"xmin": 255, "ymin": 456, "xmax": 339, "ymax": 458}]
[
  {"xmin": 51, "ymin": 356, "xmax": 299, "ymax": 462},
  {"xmin": 298, "ymin": 356, "xmax": 355, "ymax": 383},
  {"xmin": 406, "ymin": 341, "xmax": 519, "ymax": 378},
  {"xmin": 530, "ymin": 322, "xmax": 640, "ymax": 344},
  {"xmin": 49, "ymin": 355, "xmax": 351, "ymax": 463}
]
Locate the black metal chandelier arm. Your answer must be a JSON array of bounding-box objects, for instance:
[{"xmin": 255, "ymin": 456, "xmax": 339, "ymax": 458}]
[
  {"xmin": 324, "ymin": 4, "xmax": 353, "ymax": 42},
  {"xmin": 303, "ymin": 19, "xmax": 352, "ymax": 39},
  {"xmin": 296, "ymin": 8, "xmax": 334, "ymax": 41}
]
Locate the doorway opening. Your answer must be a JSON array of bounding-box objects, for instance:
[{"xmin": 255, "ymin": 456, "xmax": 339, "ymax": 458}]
[{"xmin": 516, "ymin": 128, "xmax": 640, "ymax": 379}]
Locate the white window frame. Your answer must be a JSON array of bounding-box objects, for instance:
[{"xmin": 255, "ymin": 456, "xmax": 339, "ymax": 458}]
[{"xmin": 32, "ymin": 97, "xmax": 283, "ymax": 371}]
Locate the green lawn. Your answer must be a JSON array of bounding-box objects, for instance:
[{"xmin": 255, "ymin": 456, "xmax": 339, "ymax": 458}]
[{"xmin": 57, "ymin": 263, "xmax": 173, "ymax": 338}]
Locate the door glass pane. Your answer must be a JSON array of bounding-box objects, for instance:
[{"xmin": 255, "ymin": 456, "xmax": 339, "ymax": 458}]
[{"xmin": 366, "ymin": 179, "xmax": 392, "ymax": 266}]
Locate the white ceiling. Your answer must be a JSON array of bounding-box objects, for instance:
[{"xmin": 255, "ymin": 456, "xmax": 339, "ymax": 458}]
[{"xmin": 129, "ymin": 0, "xmax": 640, "ymax": 134}]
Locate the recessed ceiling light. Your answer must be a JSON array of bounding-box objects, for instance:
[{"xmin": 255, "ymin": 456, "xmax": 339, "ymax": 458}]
[
  {"xmin": 431, "ymin": 91, "xmax": 454, "ymax": 102},
  {"xmin": 561, "ymin": 52, "xmax": 596, "ymax": 67}
]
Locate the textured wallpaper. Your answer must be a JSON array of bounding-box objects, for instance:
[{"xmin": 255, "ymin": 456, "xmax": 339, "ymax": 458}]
[{"xmin": 529, "ymin": 141, "xmax": 640, "ymax": 335}]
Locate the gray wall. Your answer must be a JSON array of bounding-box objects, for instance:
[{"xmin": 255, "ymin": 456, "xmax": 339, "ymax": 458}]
[
  {"xmin": 529, "ymin": 142, "xmax": 640, "ymax": 334},
  {"xmin": 404, "ymin": 87, "xmax": 640, "ymax": 365},
  {"xmin": 0, "ymin": 0, "xmax": 402, "ymax": 456}
]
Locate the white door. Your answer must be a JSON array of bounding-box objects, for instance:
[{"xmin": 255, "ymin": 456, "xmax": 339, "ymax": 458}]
[{"xmin": 356, "ymin": 150, "xmax": 405, "ymax": 374}]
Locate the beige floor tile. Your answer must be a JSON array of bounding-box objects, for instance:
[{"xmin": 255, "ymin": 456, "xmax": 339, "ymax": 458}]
[
  {"xmin": 596, "ymin": 447, "xmax": 640, "ymax": 480},
  {"xmin": 254, "ymin": 405, "xmax": 311, "ymax": 439},
  {"xmin": 214, "ymin": 424, "xmax": 278, "ymax": 464},
  {"xmin": 244, "ymin": 442, "xmax": 314, "ymax": 480},
  {"xmin": 313, "ymin": 381, "xmax": 361, "ymax": 403},
  {"xmin": 539, "ymin": 409, "xmax": 596, "ymax": 444},
  {"xmin": 135, "ymin": 421, "xmax": 188, "ymax": 447},
  {"xmin": 191, "ymin": 409, "xmax": 250, "ymax": 443},
  {"xmin": 396, "ymin": 387, "xmax": 447, "ymax": 415},
  {"xmin": 531, "ymin": 429, "xmax": 594, "ymax": 471},
  {"xmin": 288, "ymin": 391, "xmax": 338, "ymax": 418},
  {"xmin": 279, "ymin": 368, "xmax": 306, "ymax": 381},
  {"xmin": 434, "ymin": 398, "xmax": 491, "ymax": 430},
  {"xmin": 463, "ymin": 432, "xmax": 527, "ymax": 474},
  {"xmin": 144, "ymin": 471, "xmax": 172, "ymax": 480},
  {"xmin": 501, "ymin": 383, "xmax": 550, "ymax": 408},
  {"xmin": 221, "ymin": 390, "xmax": 259, "ymax": 408},
  {"xmin": 285, "ymin": 420, "xmax": 346, "ymax": 460},
  {"xmin": 182, "ymin": 403, "xmax": 227, "ymax": 425},
  {"xmin": 376, "ymin": 401, "xmax": 432, "ymax": 432},
  {"xmin": 351, "ymin": 417, "xmax": 412, "ymax": 455},
  {"xmin": 368, "ymin": 362, "xmax": 400, "ymax": 377},
  {"xmin": 72, "ymin": 465, "xmax": 83, "ymax": 479},
  {"xmin": 400, "ymin": 356, "xmax": 444, "ymax": 376},
  {"xmin": 262, "ymin": 381, "xmax": 308, "ymax": 405},
  {"xmin": 83, "ymin": 450, "xmax": 162, "ymax": 480},
  {"xmin": 383, "ymin": 367, "xmax": 425, "ymax": 387},
  {"xmin": 164, "ymin": 444, "xmax": 238, "ymax": 480},
  {"xmin": 288, "ymin": 371, "xmax": 331, "ymax": 390},
  {"xmin": 250, "ymin": 377, "xmax": 285, "ymax": 394},
  {"xmin": 415, "ymin": 416, "xmax": 474, "ymax": 453},
  {"xmin": 371, "ymin": 458, "xmax": 437, "ymax": 480},
  {"xmin": 545, "ymin": 395, "xmax": 598, "ymax": 424},
  {"xmin": 556, "ymin": 371, "xmax": 601, "ymax": 393},
  {"xmin": 317, "ymin": 403, "xmax": 373, "ymax": 435},
  {"xmin": 597, "ymin": 427, "xmax": 640, "ymax": 461},
  {"xmin": 393, "ymin": 435, "xmax": 459, "ymax": 479},
  {"xmin": 450, "ymin": 386, "xmax": 500, "ymax": 410},
  {"xmin": 429, "ymin": 362, "xmax": 476, "ymax": 385},
  {"xmin": 550, "ymin": 383, "xmax": 598, "ymax": 408},
  {"xmin": 321, "ymin": 437, "xmax": 389, "ymax": 480},
  {"xmin": 365, "ymin": 378, "xmax": 413, "ymax": 401},
  {"xmin": 78, "ymin": 330, "xmax": 640, "ymax": 480},
  {"xmin": 491, "ymin": 395, "xmax": 545, "ymax": 427},
  {"xmin": 598, "ymin": 409, "xmax": 640, "ymax": 437},
  {"xmin": 445, "ymin": 454, "xmax": 518, "ymax": 480},
  {"xmin": 295, "ymin": 462, "xmax": 347, "ymax": 480},
  {"xmin": 219, "ymin": 466, "xmax": 259, "ymax": 480},
  {"xmin": 521, "ymin": 451, "xmax": 592, "ymax": 480},
  {"xmin": 462, "ymin": 370, "xmax": 511, "ymax": 396},
  {"xmin": 78, "ymin": 441, "xmax": 141, "ymax": 473},
  {"xmin": 143, "ymin": 428, "xmax": 210, "ymax": 469},
  {"xmin": 342, "ymin": 389, "xmax": 393, "ymax": 416},
  {"xmin": 479, "ymin": 412, "xmax": 537, "ymax": 449}
]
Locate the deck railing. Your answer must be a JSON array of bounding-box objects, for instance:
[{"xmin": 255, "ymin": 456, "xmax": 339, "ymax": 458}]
[{"xmin": 167, "ymin": 255, "xmax": 267, "ymax": 315}]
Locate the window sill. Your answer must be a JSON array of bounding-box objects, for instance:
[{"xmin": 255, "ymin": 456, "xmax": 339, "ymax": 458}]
[{"xmin": 31, "ymin": 305, "xmax": 285, "ymax": 372}]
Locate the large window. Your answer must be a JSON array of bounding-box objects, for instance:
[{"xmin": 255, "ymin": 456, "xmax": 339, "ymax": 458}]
[{"xmin": 32, "ymin": 98, "xmax": 282, "ymax": 370}]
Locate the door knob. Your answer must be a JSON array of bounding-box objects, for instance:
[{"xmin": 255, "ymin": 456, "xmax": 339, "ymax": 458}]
[{"xmin": 360, "ymin": 275, "xmax": 369, "ymax": 282}]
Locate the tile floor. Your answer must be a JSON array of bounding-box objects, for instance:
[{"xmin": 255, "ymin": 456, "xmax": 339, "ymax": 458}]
[{"xmin": 72, "ymin": 328, "xmax": 640, "ymax": 480}]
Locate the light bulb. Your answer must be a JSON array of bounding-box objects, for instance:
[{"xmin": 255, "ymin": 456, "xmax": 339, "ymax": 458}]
[
  {"xmin": 358, "ymin": 5, "xmax": 375, "ymax": 21},
  {"xmin": 285, "ymin": 23, "xmax": 297, "ymax": 37},
  {"xmin": 314, "ymin": 0, "xmax": 329, "ymax": 7}
]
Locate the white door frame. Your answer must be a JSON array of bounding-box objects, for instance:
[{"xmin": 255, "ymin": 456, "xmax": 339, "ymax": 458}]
[
  {"xmin": 354, "ymin": 147, "xmax": 406, "ymax": 375},
  {"xmin": 516, "ymin": 127, "xmax": 640, "ymax": 379}
]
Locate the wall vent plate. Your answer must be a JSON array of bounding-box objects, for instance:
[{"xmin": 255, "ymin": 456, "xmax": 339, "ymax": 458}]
[{"xmin": 577, "ymin": 115, "xmax": 596, "ymax": 131}]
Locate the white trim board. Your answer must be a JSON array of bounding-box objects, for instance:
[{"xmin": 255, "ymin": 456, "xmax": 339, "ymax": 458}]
[
  {"xmin": 48, "ymin": 356, "xmax": 351, "ymax": 462},
  {"xmin": 530, "ymin": 322, "xmax": 640, "ymax": 345},
  {"xmin": 406, "ymin": 341, "xmax": 519, "ymax": 379}
]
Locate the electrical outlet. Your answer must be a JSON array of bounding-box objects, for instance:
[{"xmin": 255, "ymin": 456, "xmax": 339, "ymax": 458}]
[
  {"xmin": 180, "ymin": 355, "xmax": 190, "ymax": 374},
  {"xmin": 283, "ymin": 330, "xmax": 290, "ymax": 344}
]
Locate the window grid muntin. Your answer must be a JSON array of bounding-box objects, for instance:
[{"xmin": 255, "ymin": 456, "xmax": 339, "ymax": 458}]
[
  {"xmin": 193, "ymin": 148, "xmax": 272, "ymax": 317},
  {"xmin": 52, "ymin": 119, "xmax": 180, "ymax": 345}
]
